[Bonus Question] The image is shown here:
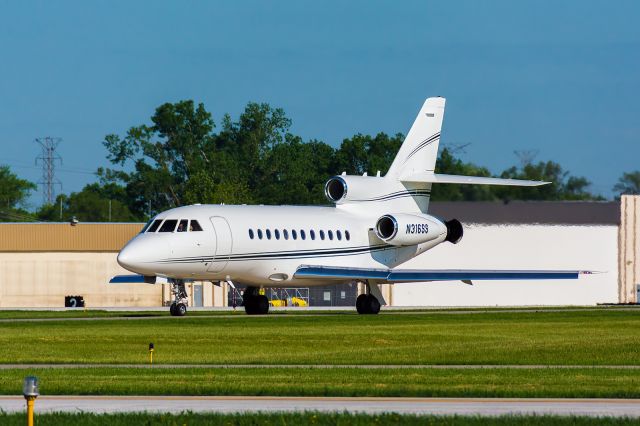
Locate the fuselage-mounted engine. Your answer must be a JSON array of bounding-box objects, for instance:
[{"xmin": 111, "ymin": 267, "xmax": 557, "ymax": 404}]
[{"xmin": 375, "ymin": 213, "xmax": 463, "ymax": 246}]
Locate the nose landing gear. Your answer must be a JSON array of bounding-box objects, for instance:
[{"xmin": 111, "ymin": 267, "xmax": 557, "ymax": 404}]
[{"xmin": 169, "ymin": 280, "xmax": 188, "ymax": 316}]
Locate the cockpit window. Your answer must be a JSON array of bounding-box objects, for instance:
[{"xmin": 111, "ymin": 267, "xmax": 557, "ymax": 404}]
[
  {"xmin": 140, "ymin": 220, "xmax": 153, "ymax": 234},
  {"xmin": 147, "ymin": 219, "xmax": 162, "ymax": 233},
  {"xmin": 189, "ymin": 220, "xmax": 203, "ymax": 232},
  {"xmin": 177, "ymin": 219, "xmax": 188, "ymax": 232},
  {"xmin": 159, "ymin": 219, "xmax": 178, "ymax": 232}
]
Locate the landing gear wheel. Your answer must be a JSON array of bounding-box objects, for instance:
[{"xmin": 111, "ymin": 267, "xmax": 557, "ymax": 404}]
[
  {"xmin": 356, "ymin": 294, "xmax": 380, "ymax": 315},
  {"xmin": 366, "ymin": 294, "xmax": 381, "ymax": 314},
  {"xmin": 256, "ymin": 295, "xmax": 269, "ymax": 315},
  {"xmin": 245, "ymin": 295, "xmax": 270, "ymax": 315},
  {"xmin": 169, "ymin": 280, "xmax": 189, "ymax": 316},
  {"xmin": 174, "ymin": 302, "xmax": 187, "ymax": 317},
  {"xmin": 356, "ymin": 294, "xmax": 367, "ymax": 314}
]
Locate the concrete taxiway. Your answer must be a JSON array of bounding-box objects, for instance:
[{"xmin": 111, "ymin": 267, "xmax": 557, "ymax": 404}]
[{"xmin": 1, "ymin": 396, "xmax": 639, "ymax": 417}]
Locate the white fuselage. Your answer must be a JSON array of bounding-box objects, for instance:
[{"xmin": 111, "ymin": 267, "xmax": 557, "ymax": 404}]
[{"xmin": 117, "ymin": 204, "xmax": 446, "ymax": 287}]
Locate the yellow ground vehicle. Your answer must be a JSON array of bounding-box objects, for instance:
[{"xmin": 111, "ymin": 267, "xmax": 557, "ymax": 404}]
[{"xmin": 269, "ymin": 297, "xmax": 308, "ymax": 307}]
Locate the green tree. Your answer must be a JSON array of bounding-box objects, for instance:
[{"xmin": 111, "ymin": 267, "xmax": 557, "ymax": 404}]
[
  {"xmin": 256, "ymin": 136, "xmax": 336, "ymax": 205},
  {"xmin": 37, "ymin": 184, "xmax": 137, "ymax": 222},
  {"xmin": 431, "ymin": 148, "xmax": 496, "ymax": 201},
  {"xmin": 335, "ymin": 133, "xmax": 403, "ymax": 176},
  {"xmin": 613, "ymin": 171, "xmax": 640, "ymax": 196},
  {"xmin": 103, "ymin": 100, "xmax": 216, "ymax": 216},
  {"xmin": 0, "ymin": 165, "xmax": 37, "ymax": 222},
  {"xmin": 495, "ymin": 161, "xmax": 601, "ymax": 201}
]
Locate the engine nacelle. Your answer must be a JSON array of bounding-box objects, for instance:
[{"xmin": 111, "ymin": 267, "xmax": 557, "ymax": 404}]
[
  {"xmin": 375, "ymin": 213, "xmax": 463, "ymax": 246},
  {"xmin": 324, "ymin": 175, "xmax": 389, "ymax": 204}
]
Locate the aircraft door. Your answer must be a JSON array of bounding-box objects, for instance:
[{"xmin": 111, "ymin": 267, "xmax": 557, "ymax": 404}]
[{"xmin": 208, "ymin": 216, "xmax": 233, "ymax": 272}]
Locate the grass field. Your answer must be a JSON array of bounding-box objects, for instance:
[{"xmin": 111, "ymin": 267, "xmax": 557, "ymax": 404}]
[
  {"xmin": 1, "ymin": 412, "xmax": 639, "ymax": 426},
  {"xmin": 0, "ymin": 310, "xmax": 638, "ymax": 365},
  {"xmin": 1, "ymin": 309, "xmax": 639, "ymax": 398},
  {"xmin": 1, "ymin": 367, "xmax": 640, "ymax": 398}
]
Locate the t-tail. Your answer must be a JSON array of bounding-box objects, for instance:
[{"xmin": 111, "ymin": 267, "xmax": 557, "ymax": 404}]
[{"xmin": 323, "ymin": 96, "xmax": 548, "ymax": 216}]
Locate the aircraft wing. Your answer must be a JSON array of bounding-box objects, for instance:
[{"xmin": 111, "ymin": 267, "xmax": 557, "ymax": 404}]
[
  {"xmin": 294, "ymin": 265, "xmax": 591, "ymax": 283},
  {"xmin": 109, "ymin": 275, "xmax": 168, "ymax": 284}
]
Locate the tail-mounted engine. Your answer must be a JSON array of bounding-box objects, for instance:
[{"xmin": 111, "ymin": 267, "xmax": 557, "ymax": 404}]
[
  {"xmin": 324, "ymin": 175, "xmax": 430, "ymax": 214},
  {"xmin": 375, "ymin": 213, "xmax": 463, "ymax": 246}
]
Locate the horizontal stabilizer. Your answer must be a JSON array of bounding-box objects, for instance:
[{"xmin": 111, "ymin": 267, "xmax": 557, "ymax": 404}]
[
  {"xmin": 109, "ymin": 275, "xmax": 167, "ymax": 284},
  {"xmin": 401, "ymin": 172, "xmax": 549, "ymax": 186},
  {"xmin": 294, "ymin": 265, "xmax": 591, "ymax": 283}
]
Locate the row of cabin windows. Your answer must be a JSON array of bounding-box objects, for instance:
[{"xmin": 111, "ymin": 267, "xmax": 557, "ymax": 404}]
[
  {"xmin": 142, "ymin": 218, "xmax": 203, "ymax": 233},
  {"xmin": 248, "ymin": 228, "xmax": 351, "ymax": 242}
]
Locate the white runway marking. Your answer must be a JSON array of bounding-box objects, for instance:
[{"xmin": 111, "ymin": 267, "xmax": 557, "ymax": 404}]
[{"xmin": 1, "ymin": 396, "xmax": 639, "ymax": 417}]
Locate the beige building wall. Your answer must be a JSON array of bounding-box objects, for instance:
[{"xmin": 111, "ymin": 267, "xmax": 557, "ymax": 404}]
[
  {"xmin": 0, "ymin": 252, "xmax": 162, "ymax": 307},
  {"xmin": 619, "ymin": 195, "xmax": 640, "ymax": 304}
]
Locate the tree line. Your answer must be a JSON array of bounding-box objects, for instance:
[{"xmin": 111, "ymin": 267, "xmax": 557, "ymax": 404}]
[{"xmin": 2, "ymin": 100, "xmax": 639, "ymax": 222}]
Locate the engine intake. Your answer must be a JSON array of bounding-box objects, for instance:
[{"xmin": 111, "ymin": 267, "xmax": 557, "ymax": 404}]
[
  {"xmin": 324, "ymin": 176, "xmax": 347, "ymax": 203},
  {"xmin": 374, "ymin": 213, "xmax": 446, "ymax": 246}
]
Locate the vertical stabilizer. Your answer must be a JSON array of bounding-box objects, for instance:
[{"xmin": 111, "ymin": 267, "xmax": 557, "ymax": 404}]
[{"xmin": 386, "ymin": 97, "xmax": 445, "ymax": 180}]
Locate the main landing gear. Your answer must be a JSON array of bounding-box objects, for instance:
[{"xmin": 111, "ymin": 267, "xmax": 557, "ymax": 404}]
[
  {"xmin": 356, "ymin": 283, "xmax": 381, "ymax": 315},
  {"xmin": 243, "ymin": 286, "xmax": 269, "ymax": 315},
  {"xmin": 169, "ymin": 280, "xmax": 188, "ymax": 317}
]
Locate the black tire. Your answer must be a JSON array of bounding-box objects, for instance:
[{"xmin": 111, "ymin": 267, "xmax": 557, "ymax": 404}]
[
  {"xmin": 169, "ymin": 303, "xmax": 177, "ymax": 316},
  {"xmin": 256, "ymin": 295, "xmax": 269, "ymax": 315},
  {"xmin": 366, "ymin": 295, "xmax": 381, "ymax": 315},
  {"xmin": 244, "ymin": 297, "xmax": 257, "ymax": 315},
  {"xmin": 175, "ymin": 303, "xmax": 187, "ymax": 317},
  {"xmin": 356, "ymin": 294, "xmax": 368, "ymax": 314}
]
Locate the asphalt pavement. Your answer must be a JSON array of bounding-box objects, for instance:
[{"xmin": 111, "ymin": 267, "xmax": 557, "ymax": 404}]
[{"xmin": 1, "ymin": 396, "xmax": 639, "ymax": 417}]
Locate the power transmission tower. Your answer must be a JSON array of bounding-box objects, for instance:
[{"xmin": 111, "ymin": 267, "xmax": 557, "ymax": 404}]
[
  {"xmin": 514, "ymin": 149, "xmax": 539, "ymax": 167},
  {"xmin": 35, "ymin": 137, "xmax": 63, "ymax": 205},
  {"xmin": 442, "ymin": 142, "xmax": 472, "ymax": 155}
]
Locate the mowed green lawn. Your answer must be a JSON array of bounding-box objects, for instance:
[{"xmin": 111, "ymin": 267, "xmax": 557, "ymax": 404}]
[
  {"xmin": 1, "ymin": 412, "xmax": 638, "ymax": 426},
  {"xmin": 1, "ymin": 367, "xmax": 640, "ymax": 398},
  {"xmin": 0, "ymin": 310, "xmax": 639, "ymax": 365}
]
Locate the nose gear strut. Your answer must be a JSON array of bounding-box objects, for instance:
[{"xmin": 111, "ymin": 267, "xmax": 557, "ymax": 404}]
[{"xmin": 169, "ymin": 279, "xmax": 188, "ymax": 316}]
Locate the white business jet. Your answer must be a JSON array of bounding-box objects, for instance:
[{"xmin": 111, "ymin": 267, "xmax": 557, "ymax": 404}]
[{"xmin": 112, "ymin": 97, "xmax": 588, "ymax": 316}]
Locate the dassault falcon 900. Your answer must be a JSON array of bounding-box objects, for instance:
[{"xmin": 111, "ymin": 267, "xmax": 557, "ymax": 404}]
[{"xmin": 111, "ymin": 97, "xmax": 589, "ymax": 316}]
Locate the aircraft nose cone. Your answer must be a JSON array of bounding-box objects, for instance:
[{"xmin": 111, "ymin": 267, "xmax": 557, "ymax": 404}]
[
  {"xmin": 117, "ymin": 245, "xmax": 136, "ymax": 271},
  {"xmin": 117, "ymin": 237, "xmax": 168, "ymax": 274}
]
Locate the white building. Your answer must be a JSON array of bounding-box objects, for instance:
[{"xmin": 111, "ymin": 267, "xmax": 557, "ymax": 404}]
[{"xmin": 391, "ymin": 196, "xmax": 637, "ymax": 306}]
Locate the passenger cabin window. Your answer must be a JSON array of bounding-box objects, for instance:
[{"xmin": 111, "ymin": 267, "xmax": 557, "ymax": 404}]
[
  {"xmin": 310, "ymin": 230, "xmax": 315, "ymax": 240},
  {"xmin": 300, "ymin": 230, "xmax": 306, "ymax": 240},
  {"xmin": 345, "ymin": 230, "xmax": 351, "ymax": 241},
  {"xmin": 292, "ymin": 230, "xmax": 297, "ymax": 240},
  {"xmin": 266, "ymin": 229, "xmax": 272, "ymax": 240},
  {"xmin": 177, "ymin": 219, "xmax": 188, "ymax": 232},
  {"xmin": 275, "ymin": 229, "xmax": 280, "ymax": 240},
  {"xmin": 249, "ymin": 229, "xmax": 254, "ymax": 239},
  {"xmin": 328, "ymin": 230, "xmax": 333, "ymax": 240},
  {"xmin": 337, "ymin": 230, "xmax": 342, "ymax": 240},
  {"xmin": 189, "ymin": 220, "xmax": 203, "ymax": 231},
  {"xmin": 283, "ymin": 229, "xmax": 289, "ymax": 240},
  {"xmin": 140, "ymin": 220, "xmax": 154, "ymax": 234},
  {"xmin": 159, "ymin": 219, "xmax": 178, "ymax": 232},
  {"xmin": 319, "ymin": 230, "xmax": 325, "ymax": 240},
  {"xmin": 258, "ymin": 229, "xmax": 263, "ymax": 239},
  {"xmin": 147, "ymin": 219, "xmax": 162, "ymax": 233}
]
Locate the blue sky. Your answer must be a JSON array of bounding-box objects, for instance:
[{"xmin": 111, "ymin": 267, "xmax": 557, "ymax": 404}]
[{"xmin": 1, "ymin": 0, "xmax": 638, "ymax": 207}]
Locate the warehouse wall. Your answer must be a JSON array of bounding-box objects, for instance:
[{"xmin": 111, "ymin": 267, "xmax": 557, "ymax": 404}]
[
  {"xmin": 0, "ymin": 252, "xmax": 162, "ymax": 307},
  {"xmin": 392, "ymin": 224, "xmax": 619, "ymax": 306}
]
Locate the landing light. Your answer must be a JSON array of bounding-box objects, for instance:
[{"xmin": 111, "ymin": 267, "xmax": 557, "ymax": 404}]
[{"xmin": 23, "ymin": 376, "xmax": 39, "ymax": 426}]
